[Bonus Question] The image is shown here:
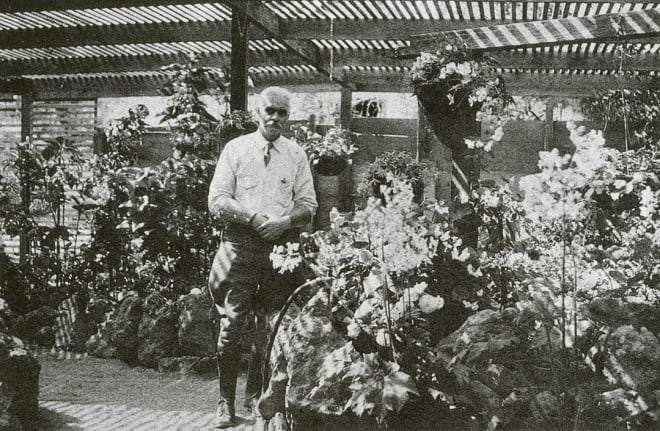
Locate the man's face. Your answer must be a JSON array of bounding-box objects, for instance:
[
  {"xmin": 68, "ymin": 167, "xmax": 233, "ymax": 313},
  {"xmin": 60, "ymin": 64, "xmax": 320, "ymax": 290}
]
[{"xmin": 258, "ymin": 96, "xmax": 289, "ymax": 141}]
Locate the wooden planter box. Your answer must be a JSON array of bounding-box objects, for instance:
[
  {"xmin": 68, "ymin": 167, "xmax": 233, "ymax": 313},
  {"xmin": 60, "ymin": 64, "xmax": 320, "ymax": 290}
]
[{"xmin": 313, "ymin": 160, "xmax": 352, "ymax": 230}]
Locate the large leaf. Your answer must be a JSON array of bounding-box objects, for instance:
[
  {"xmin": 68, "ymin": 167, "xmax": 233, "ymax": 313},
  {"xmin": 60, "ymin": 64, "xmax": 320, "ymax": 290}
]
[{"xmin": 380, "ymin": 364, "xmax": 419, "ymax": 422}]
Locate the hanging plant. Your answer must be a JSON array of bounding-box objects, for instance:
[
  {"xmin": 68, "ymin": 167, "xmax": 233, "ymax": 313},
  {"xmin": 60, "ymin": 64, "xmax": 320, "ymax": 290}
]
[{"xmin": 411, "ymin": 36, "xmax": 513, "ymax": 153}]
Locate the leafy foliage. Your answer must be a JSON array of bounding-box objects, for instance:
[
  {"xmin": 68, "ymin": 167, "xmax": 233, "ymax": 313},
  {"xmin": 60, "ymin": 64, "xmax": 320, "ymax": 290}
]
[
  {"xmin": 293, "ymin": 125, "xmax": 357, "ymax": 176},
  {"xmin": 271, "ymin": 121, "xmax": 659, "ymax": 429},
  {"xmin": 582, "ymin": 88, "xmax": 659, "ymax": 150},
  {"xmin": 159, "ymin": 53, "xmax": 225, "ymax": 159},
  {"xmin": 271, "ymin": 178, "xmax": 481, "ymax": 425},
  {"xmin": 0, "ymin": 137, "xmax": 90, "ymax": 311},
  {"xmin": 360, "ymin": 151, "xmax": 429, "ymax": 203}
]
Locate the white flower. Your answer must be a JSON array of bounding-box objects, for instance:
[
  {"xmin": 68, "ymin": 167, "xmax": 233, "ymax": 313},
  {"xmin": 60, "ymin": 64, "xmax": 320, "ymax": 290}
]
[
  {"xmin": 639, "ymin": 186, "xmax": 656, "ymax": 219},
  {"xmin": 418, "ymin": 294, "xmax": 445, "ymax": 313},
  {"xmin": 456, "ymin": 62, "xmax": 472, "ymax": 76}
]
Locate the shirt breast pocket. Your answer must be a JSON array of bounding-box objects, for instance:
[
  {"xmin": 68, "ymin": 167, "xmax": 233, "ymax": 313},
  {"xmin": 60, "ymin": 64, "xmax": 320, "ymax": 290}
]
[{"xmin": 236, "ymin": 173, "xmax": 258, "ymax": 198}]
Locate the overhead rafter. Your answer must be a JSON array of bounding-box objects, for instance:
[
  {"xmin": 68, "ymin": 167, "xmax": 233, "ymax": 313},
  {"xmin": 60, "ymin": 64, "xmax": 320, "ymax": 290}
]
[
  {"xmin": 220, "ymin": 0, "xmax": 352, "ymax": 88},
  {"xmin": 12, "ymin": 67, "xmax": 656, "ymax": 100},
  {"xmin": 404, "ymin": 8, "xmax": 660, "ymax": 55},
  {"xmin": 0, "ymin": 0, "xmax": 655, "ymax": 14},
  {"xmin": 0, "ymin": 21, "xmax": 235, "ymax": 50},
  {"xmin": 0, "ymin": 18, "xmax": 534, "ymax": 50},
  {"xmin": 0, "ymin": 41, "xmax": 657, "ymax": 76},
  {"xmin": 341, "ymin": 67, "xmax": 659, "ymax": 95},
  {"xmin": 0, "ymin": 1, "xmax": 223, "ymax": 13}
]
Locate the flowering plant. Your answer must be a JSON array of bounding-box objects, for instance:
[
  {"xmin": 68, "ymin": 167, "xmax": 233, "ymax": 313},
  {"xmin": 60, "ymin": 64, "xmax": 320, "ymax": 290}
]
[
  {"xmin": 295, "ymin": 125, "xmax": 356, "ymax": 176},
  {"xmin": 360, "ymin": 151, "xmax": 429, "ymax": 204},
  {"xmin": 270, "ymin": 178, "xmax": 487, "ymax": 424},
  {"xmin": 411, "ymin": 37, "xmax": 514, "ymax": 153}
]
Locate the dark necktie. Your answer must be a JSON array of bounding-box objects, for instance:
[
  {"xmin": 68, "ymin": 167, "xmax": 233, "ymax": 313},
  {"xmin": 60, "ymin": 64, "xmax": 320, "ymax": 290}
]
[{"xmin": 264, "ymin": 141, "xmax": 274, "ymax": 167}]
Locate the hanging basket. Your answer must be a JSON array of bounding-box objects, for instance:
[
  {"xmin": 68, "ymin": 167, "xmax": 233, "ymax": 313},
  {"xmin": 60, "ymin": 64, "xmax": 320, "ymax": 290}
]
[{"xmin": 415, "ymin": 82, "xmax": 481, "ymax": 151}]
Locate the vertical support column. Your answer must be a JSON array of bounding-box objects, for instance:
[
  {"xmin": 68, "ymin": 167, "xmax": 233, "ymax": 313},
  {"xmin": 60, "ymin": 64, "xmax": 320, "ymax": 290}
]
[
  {"xmin": 20, "ymin": 90, "xmax": 32, "ymax": 141},
  {"xmin": 544, "ymin": 98, "xmax": 555, "ymax": 151},
  {"xmin": 339, "ymin": 86, "xmax": 352, "ymax": 129},
  {"xmin": 230, "ymin": 8, "xmax": 249, "ymax": 112},
  {"xmin": 448, "ymin": 120, "xmax": 480, "ymax": 249},
  {"xmin": 19, "ymin": 89, "xmax": 33, "ymax": 265},
  {"xmin": 417, "ymin": 103, "xmax": 431, "ymax": 160}
]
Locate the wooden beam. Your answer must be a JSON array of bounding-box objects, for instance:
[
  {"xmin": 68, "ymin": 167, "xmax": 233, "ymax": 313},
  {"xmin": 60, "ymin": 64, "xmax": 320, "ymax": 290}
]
[
  {"xmin": 16, "ymin": 67, "xmax": 659, "ymax": 99},
  {"xmin": 409, "ymin": 9, "xmax": 660, "ymax": 53},
  {"xmin": 20, "ymin": 89, "xmax": 32, "ymax": 140},
  {"xmin": 0, "ymin": 21, "xmax": 233, "ymax": 50},
  {"xmin": 283, "ymin": 18, "xmax": 517, "ymax": 40},
  {"xmin": 1, "ymin": 42, "xmax": 657, "ymax": 76},
  {"xmin": 220, "ymin": 0, "xmax": 351, "ymax": 88},
  {"xmin": 340, "ymin": 86, "xmax": 352, "ymax": 129},
  {"xmin": 544, "ymin": 98, "xmax": 555, "ymax": 151},
  {"xmin": 0, "ymin": 18, "xmax": 529, "ymax": 50},
  {"xmin": 0, "ymin": 0, "xmax": 653, "ymax": 13},
  {"xmin": 0, "ymin": 18, "xmax": 529, "ymax": 49},
  {"xmin": 342, "ymin": 68, "xmax": 659, "ymax": 95},
  {"xmin": 0, "ymin": 1, "xmax": 223, "ymax": 13},
  {"xmin": 230, "ymin": 8, "xmax": 248, "ymax": 111}
]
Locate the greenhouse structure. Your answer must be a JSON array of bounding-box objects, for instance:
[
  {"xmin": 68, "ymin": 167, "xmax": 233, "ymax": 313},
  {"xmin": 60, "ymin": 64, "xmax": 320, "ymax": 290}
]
[{"xmin": 0, "ymin": 1, "xmax": 658, "ymax": 430}]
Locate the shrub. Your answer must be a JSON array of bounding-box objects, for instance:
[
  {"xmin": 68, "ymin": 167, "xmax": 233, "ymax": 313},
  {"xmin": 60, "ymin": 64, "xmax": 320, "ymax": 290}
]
[{"xmin": 360, "ymin": 151, "xmax": 428, "ymax": 204}]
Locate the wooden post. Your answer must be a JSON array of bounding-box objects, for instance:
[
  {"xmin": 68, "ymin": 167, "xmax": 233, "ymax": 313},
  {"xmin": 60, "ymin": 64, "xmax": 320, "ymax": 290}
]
[
  {"xmin": 230, "ymin": 8, "xmax": 248, "ymax": 112},
  {"xmin": 339, "ymin": 86, "xmax": 352, "ymax": 129},
  {"xmin": 448, "ymin": 119, "xmax": 480, "ymax": 249},
  {"xmin": 544, "ymin": 98, "xmax": 555, "ymax": 151},
  {"xmin": 19, "ymin": 90, "xmax": 33, "ymax": 265}
]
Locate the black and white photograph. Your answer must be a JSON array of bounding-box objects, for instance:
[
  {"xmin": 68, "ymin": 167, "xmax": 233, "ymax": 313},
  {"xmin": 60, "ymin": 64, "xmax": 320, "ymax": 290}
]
[{"xmin": 0, "ymin": 1, "xmax": 658, "ymax": 430}]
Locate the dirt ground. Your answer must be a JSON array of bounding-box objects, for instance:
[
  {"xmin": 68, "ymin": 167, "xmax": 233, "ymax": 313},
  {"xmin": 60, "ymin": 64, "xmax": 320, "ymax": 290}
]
[{"xmin": 32, "ymin": 354, "xmax": 255, "ymax": 430}]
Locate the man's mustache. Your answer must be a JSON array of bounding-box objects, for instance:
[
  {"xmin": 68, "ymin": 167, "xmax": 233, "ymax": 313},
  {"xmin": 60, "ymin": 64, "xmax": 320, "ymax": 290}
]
[{"xmin": 266, "ymin": 120, "xmax": 281, "ymax": 127}]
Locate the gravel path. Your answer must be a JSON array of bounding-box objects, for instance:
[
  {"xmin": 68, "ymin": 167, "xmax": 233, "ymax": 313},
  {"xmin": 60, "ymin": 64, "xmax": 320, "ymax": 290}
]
[{"xmin": 33, "ymin": 354, "xmax": 260, "ymax": 430}]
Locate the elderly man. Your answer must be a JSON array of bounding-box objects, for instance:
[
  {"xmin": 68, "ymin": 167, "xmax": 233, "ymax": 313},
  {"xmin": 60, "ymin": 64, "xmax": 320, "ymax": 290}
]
[{"xmin": 207, "ymin": 86, "xmax": 317, "ymax": 428}]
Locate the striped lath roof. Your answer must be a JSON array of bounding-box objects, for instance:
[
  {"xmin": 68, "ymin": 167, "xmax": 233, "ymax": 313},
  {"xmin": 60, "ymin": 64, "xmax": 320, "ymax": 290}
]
[
  {"xmin": 410, "ymin": 8, "xmax": 660, "ymax": 51},
  {"xmin": 0, "ymin": 2, "xmax": 656, "ymax": 31},
  {"xmin": 0, "ymin": 1, "xmax": 656, "ymax": 94}
]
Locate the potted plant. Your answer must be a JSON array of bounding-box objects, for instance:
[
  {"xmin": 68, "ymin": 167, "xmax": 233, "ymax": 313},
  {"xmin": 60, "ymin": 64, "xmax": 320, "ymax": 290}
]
[
  {"xmin": 362, "ymin": 150, "xmax": 429, "ymax": 204},
  {"xmin": 294, "ymin": 125, "xmax": 356, "ymax": 229},
  {"xmin": 299, "ymin": 126, "xmax": 356, "ymax": 176}
]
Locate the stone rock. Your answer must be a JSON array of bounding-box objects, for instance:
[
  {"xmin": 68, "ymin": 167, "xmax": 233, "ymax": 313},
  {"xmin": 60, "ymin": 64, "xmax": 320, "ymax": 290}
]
[
  {"xmin": 261, "ymin": 291, "xmax": 346, "ymax": 417},
  {"xmin": 108, "ymin": 295, "xmax": 143, "ymax": 365},
  {"xmin": 0, "ymin": 333, "xmax": 40, "ymax": 429},
  {"xmin": 608, "ymin": 324, "xmax": 660, "ymax": 392},
  {"xmin": 0, "ymin": 299, "xmax": 11, "ymax": 334},
  {"xmin": 137, "ymin": 294, "xmax": 178, "ymax": 369},
  {"xmin": 33, "ymin": 327, "xmax": 55, "ymax": 348},
  {"xmin": 157, "ymin": 356, "xmax": 216, "ymax": 375},
  {"xmin": 85, "ymin": 331, "xmax": 117, "ymax": 359},
  {"xmin": 177, "ymin": 290, "xmax": 215, "ymax": 357},
  {"xmin": 12, "ymin": 306, "xmax": 58, "ymax": 346}
]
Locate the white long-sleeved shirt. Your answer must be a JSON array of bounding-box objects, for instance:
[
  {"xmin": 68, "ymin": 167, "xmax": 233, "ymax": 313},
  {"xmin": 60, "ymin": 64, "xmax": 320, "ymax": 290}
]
[{"xmin": 208, "ymin": 131, "xmax": 317, "ymax": 225}]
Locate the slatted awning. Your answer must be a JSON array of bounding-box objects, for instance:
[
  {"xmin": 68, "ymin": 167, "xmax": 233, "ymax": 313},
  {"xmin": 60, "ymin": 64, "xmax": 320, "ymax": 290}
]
[{"xmin": 0, "ymin": 1, "xmax": 656, "ymax": 97}]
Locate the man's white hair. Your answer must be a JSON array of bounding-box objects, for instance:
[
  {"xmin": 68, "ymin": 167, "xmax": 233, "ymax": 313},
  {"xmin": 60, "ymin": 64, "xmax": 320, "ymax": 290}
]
[{"xmin": 259, "ymin": 86, "xmax": 291, "ymax": 109}]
